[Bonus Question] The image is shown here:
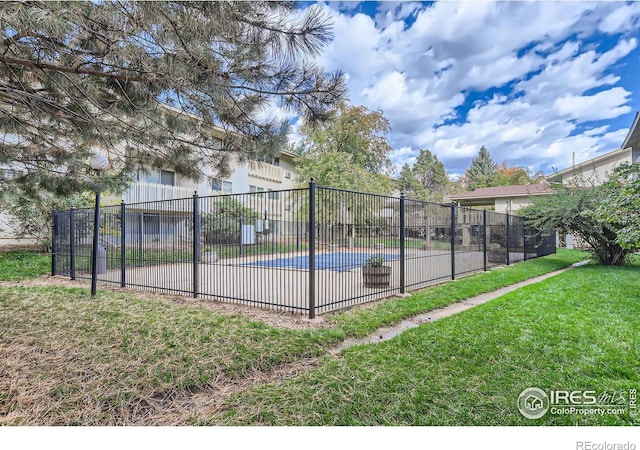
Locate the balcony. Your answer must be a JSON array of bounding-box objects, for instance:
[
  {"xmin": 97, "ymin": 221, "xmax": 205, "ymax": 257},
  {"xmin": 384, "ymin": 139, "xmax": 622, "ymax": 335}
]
[
  {"xmin": 248, "ymin": 160, "xmax": 283, "ymax": 183},
  {"xmin": 108, "ymin": 181, "xmax": 195, "ymax": 208}
]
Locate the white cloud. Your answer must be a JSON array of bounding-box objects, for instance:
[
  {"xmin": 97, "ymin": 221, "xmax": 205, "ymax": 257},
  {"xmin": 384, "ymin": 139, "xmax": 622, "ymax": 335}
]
[
  {"xmin": 306, "ymin": 1, "xmax": 640, "ymax": 176},
  {"xmin": 599, "ymin": 2, "xmax": 640, "ymax": 34},
  {"xmin": 554, "ymin": 87, "xmax": 632, "ymax": 121}
]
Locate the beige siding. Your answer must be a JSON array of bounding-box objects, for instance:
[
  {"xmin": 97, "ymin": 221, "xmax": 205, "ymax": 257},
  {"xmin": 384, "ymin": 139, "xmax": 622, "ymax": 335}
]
[
  {"xmin": 561, "ymin": 152, "xmax": 632, "ymax": 186},
  {"xmin": 494, "ymin": 197, "xmax": 535, "ymax": 213}
]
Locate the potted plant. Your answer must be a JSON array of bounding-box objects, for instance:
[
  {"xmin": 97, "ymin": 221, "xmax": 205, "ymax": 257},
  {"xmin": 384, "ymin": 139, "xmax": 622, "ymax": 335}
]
[
  {"xmin": 202, "ymin": 247, "xmax": 218, "ymax": 263},
  {"xmin": 362, "ymin": 253, "xmax": 392, "ymax": 288},
  {"xmin": 487, "ymin": 243, "xmax": 505, "ymax": 263}
]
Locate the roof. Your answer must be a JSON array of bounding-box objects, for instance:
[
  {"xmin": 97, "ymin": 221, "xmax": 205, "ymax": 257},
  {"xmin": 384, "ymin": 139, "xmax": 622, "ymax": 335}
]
[
  {"xmin": 446, "ymin": 183, "xmax": 554, "ymax": 201},
  {"xmin": 622, "ymin": 111, "xmax": 640, "ymax": 151}
]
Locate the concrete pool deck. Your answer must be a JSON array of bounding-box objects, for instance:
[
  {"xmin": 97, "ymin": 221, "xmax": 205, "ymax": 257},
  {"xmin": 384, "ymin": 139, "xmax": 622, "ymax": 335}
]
[{"xmin": 86, "ymin": 247, "xmax": 530, "ymax": 314}]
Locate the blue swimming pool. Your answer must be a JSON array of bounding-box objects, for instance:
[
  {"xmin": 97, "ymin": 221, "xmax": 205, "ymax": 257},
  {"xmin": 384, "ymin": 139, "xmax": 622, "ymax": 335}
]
[{"xmin": 244, "ymin": 252, "xmax": 399, "ymax": 272}]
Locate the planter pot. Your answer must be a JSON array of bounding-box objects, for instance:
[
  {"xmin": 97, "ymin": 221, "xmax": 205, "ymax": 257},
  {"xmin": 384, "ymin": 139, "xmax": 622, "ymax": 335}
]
[
  {"xmin": 487, "ymin": 251, "xmax": 506, "ymax": 263},
  {"xmin": 362, "ymin": 265, "xmax": 391, "ymax": 288},
  {"xmin": 203, "ymin": 251, "xmax": 217, "ymax": 263}
]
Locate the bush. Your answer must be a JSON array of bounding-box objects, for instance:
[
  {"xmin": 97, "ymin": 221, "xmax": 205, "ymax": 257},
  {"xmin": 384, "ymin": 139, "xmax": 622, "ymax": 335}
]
[
  {"xmin": 520, "ymin": 184, "xmax": 627, "ymax": 266},
  {"xmin": 200, "ymin": 197, "xmax": 259, "ymax": 246}
]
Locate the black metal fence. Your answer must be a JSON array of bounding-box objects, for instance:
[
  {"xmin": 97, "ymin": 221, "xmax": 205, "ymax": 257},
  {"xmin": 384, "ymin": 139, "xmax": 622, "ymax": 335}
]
[{"xmin": 52, "ymin": 181, "xmax": 556, "ymax": 317}]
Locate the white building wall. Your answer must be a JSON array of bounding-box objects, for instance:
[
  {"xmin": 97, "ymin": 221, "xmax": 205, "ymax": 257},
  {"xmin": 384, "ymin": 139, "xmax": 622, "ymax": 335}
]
[
  {"xmin": 494, "ymin": 197, "xmax": 535, "ymax": 214},
  {"xmin": 230, "ymin": 166, "xmax": 250, "ymax": 194},
  {"xmin": 561, "ymin": 152, "xmax": 632, "ymax": 186}
]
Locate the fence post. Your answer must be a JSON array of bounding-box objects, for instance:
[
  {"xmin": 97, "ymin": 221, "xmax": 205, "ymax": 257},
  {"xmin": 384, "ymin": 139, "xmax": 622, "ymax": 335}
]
[
  {"xmin": 506, "ymin": 214, "xmax": 511, "ymax": 266},
  {"xmin": 523, "ymin": 220, "xmax": 528, "ymax": 262},
  {"xmin": 399, "ymin": 192, "xmax": 406, "ymax": 294},
  {"xmin": 193, "ymin": 192, "xmax": 200, "ymax": 299},
  {"xmin": 308, "ymin": 178, "xmax": 316, "ymax": 319},
  {"xmin": 90, "ymin": 188, "xmax": 102, "ymax": 298},
  {"xmin": 121, "ymin": 201, "xmax": 126, "ymax": 288},
  {"xmin": 70, "ymin": 207, "xmax": 76, "ymax": 280},
  {"xmin": 51, "ymin": 208, "xmax": 58, "ymax": 276},
  {"xmin": 451, "ymin": 202, "xmax": 456, "ymax": 280},
  {"xmin": 483, "ymin": 208, "xmax": 487, "ymax": 272}
]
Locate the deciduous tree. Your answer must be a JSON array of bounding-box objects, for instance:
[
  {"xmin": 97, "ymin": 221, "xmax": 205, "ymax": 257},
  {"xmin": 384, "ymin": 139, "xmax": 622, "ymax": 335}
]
[
  {"xmin": 520, "ymin": 185, "xmax": 628, "ymax": 266},
  {"xmin": 492, "ymin": 162, "xmax": 545, "ymax": 186},
  {"xmin": 397, "ymin": 162, "xmax": 425, "ymax": 199},
  {"xmin": 295, "ymin": 102, "xmax": 394, "ymax": 194},
  {"xmin": 596, "ymin": 162, "xmax": 640, "ymax": 251},
  {"xmin": 411, "ymin": 149, "xmax": 447, "ymax": 201}
]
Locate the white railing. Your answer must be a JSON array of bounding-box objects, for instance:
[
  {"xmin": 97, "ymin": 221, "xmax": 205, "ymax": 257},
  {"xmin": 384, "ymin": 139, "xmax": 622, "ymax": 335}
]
[
  {"xmin": 122, "ymin": 181, "xmax": 195, "ymax": 204},
  {"xmin": 248, "ymin": 160, "xmax": 283, "ymax": 182}
]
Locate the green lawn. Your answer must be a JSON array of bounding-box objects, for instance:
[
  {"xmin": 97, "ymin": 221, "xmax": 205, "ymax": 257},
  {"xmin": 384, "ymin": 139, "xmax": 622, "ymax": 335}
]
[
  {"xmin": 2, "ymin": 248, "xmax": 620, "ymax": 425},
  {"xmin": 329, "ymin": 249, "xmax": 588, "ymax": 337},
  {"xmin": 0, "ymin": 251, "xmax": 51, "ymax": 281},
  {"xmin": 212, "ymin": 261, "xmax": 640, "ymax": 426}
]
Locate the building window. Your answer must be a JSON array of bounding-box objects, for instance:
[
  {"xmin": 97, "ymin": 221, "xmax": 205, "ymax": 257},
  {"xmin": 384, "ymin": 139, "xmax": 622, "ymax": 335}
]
[
  {"xmin": 212, "ymin": 178, "xmax": 232, "ymax": 193},
  {"xmin": 160, "ymin": 170, "xmax": 175, "ymax": 186},
  {"xmin": 139, "ymin": 169, "xmax": 175, "ymax": 185},
  {"xmin": 143, "ymin": 213, "xmax": 160, "ymax": 235},
  {"xmin": 249, "ymin": 185, "xmax": 264, "ymax": 193}
]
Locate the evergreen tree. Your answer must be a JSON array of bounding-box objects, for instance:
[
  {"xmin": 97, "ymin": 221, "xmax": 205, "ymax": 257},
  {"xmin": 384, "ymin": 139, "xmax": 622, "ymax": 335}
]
[
  {"xmin": 412, "ymin": 149, "xmax": 447, "ymax": 201},
  {"xmin": 397, "ymin": 162, "xmax": 425, "ymax": 199},
  {"xmin": 465, "ymin": 146, "xmax": 497, "ymax": 190},
  {"xmin": 0, "ymin": 2, "xmax": 347, "ymax": 198}
]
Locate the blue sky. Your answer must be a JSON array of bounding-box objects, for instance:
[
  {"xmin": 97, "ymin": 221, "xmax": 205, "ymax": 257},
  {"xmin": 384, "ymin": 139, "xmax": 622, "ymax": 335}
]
[{"xmin": 286, "ymin": 1, "xmax": 640, "ymax": 178}]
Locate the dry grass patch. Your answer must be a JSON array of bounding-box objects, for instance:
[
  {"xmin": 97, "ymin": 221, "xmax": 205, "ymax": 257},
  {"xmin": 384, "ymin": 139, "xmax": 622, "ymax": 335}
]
[{"xmin": 0, "ymin": 286, "xmax": 340, "ymax": 425}]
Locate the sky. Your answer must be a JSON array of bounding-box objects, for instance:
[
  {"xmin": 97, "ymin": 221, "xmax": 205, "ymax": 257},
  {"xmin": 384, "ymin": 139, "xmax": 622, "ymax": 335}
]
[{"xmin": 287, "ymin": 1, "xmax": 640, "ymax": 178}]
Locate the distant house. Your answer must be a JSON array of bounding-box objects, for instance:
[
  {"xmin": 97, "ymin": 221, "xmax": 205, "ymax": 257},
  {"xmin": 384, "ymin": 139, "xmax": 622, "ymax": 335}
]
[
  {"xmin": 445, "ymin": 183, "xmax": 555, "ymax": 213},
  {"xmin": 547, "ymin": 111, "xmax": 640, "ymax": 187}
]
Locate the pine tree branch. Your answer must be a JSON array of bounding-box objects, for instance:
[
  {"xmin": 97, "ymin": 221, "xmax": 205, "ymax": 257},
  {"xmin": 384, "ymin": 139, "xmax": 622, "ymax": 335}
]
[{"xmin": 0, "ymin": 55, "xmax": 142, "ymax": 82}]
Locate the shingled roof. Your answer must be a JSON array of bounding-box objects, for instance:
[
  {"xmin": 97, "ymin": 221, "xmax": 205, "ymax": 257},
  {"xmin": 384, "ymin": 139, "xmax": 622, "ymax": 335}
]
[{"xmin": 446, "ymin": 183, "xmax": 554, "ymax": 202}]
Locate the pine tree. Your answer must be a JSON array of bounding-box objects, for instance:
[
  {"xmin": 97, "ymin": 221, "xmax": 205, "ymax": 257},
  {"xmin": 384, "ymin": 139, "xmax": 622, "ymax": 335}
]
[
  {"xmin": 465, "ymin": 146, "xmax": 497, "ymax": 190},
  {"xmin": 397, "ymin": 162, "xmax": 425, "ymax": 199},
  {"xmin": 412, "ymin": 149, "xmax": 447, "ymax": 201},
  {"xmin": 0, "ymin": 2, "xmax": 347, "ymax": 198}
]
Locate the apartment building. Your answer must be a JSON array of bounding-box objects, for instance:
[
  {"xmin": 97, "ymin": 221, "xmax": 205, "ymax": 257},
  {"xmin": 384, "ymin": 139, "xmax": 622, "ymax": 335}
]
[
  {"xmin": 1, "ymin": 116, "xmax": 302, "ymax": 247},
  {"xmin": 107, "ymin": 148, "xmax": 299, "ymax": 204},
  {"xmin": 96, "ymin": 140, "xmax": 302, "ymax": 245}
]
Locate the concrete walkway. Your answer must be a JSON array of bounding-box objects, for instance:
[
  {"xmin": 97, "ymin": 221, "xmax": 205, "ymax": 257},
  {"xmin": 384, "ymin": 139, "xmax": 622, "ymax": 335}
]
[{"xmin": 330, "ymin": 261, "xmax": 588, "ymax": 354}]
